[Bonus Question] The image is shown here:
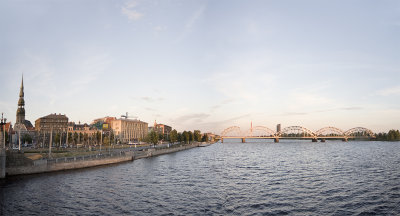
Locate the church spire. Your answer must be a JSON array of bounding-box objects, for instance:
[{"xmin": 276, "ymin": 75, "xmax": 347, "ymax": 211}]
[
  {"xmin": 16, "ymin": 74, "xmax": 25, "ymax": 124},
  {"xmin": 18, "ymin": 75, "xmax": 24, "ymax": 102},
  {"xmin": 20, "ymin": 74, "xmax": 24, "ymax": 97}
]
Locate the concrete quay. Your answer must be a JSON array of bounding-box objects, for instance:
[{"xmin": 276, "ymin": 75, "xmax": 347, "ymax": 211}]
[{"xmin": 3, "ymin": 142, "xmax": 202, "ymax": 177}]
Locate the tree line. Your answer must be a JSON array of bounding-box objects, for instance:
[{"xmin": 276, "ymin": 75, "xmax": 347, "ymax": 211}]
[
  {"xmin": 145, "ymin": 129, "xmax": 208, "ymax": 145},
  {"xmin": 375, "ymin": 130, "xmax": 400, "ymax": 141}
]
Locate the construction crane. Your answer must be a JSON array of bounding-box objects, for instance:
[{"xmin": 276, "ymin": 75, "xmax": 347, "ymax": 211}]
[{"xmin": 121, "ymin": 112, "xmax": 138, "ymax": 120}]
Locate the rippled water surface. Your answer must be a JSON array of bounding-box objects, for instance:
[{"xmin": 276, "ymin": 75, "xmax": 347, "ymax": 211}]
[{"xmin": 1, "ymin": 140, "xmax": 400, "ymax": 215}]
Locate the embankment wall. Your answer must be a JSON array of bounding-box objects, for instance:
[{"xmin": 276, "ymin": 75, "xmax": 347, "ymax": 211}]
[{"xmin": 6, "ymin": 143, "xmax": 200, "ymax": 176}]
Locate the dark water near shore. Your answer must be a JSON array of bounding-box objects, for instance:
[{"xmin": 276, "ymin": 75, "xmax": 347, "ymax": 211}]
[{"xmin": 1, "ymin": 140, "xmax": 400, "ymax": 215}]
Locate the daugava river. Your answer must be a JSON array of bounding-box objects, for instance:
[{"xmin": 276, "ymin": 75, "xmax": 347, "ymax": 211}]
[{"xmin": 1, "ymin": 140, "xmax": 400, "ymax": 215}]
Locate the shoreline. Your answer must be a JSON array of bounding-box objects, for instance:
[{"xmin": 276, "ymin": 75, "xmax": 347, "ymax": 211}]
[{"xmin": 4, "ymin": 142, "xmax": 210, "ymax": 177}]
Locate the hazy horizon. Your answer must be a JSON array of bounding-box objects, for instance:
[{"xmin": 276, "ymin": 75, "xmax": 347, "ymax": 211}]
[{"xmin": 1, "ymin": 0, "xmax": 400, "ymax": 134}]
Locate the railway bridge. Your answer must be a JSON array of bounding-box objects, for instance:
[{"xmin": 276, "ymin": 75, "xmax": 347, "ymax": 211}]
[{"xmin": 220, "ymin": 125, "xmax": 375, "ymax": 143}]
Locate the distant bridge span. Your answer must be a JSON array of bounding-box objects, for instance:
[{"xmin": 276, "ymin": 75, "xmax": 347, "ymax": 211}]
[{"xmin": 220, "ymin": 125, "xmax": 375, "ymax": 143}]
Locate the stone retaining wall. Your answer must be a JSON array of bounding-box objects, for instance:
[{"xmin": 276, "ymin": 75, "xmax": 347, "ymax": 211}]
[
  {"xmin": 5, "ymin": 143, "xmax": 201, "ymax": 177},
  {"xmin": 6, "ymin": 152, "xmax": 134, "ymax": 176}
]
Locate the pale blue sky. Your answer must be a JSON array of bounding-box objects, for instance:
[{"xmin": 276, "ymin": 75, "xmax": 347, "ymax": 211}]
[{"xmin": 1, "ymin": 0, "xmax": 400, "ymax": 133}]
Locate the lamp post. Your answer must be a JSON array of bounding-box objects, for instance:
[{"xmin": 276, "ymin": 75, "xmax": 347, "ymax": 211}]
[{"xmin": 49, "ymin": 126, "xmax": 53, "ymax": 158}]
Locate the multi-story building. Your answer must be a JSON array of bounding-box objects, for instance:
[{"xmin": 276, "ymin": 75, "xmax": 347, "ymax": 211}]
[
  {"xmin": 110, "ymin": 118, "xmax": 148, "ymax": 143},
  {"xmin": 35, "ymin": 113, "xmax": 68, "ymax": 133},
  {"xmin": 68, "ymin": 122, "xmax": 98, "ymax": 136},
  {"xmin": 151, "ymin": 121, "xmax": 172, "ymax": 139}
]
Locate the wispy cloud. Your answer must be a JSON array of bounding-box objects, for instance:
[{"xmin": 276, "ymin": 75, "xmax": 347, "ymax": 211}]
[
  {"xmin": 281, "ymin": 112, "xmax": 308, "ymax": 116},
  {"xmin": 121, "ymin": 0, "xmax": 143, "ymax": 21},
  {"xmin": 175, "ymin": 4, "xmax": 206, "ymax": 42},
  {"xmin": 137, "ymin": 96, "xmax": 164, "ymax": 102},
  {"xmin": 197, "ymin": 114, "xmax": 252, "ymax": 134},
  {"xmin": 174, "ymin": 113, "xmax": 210, "ymax": 123},
  {"xmin": 154, "ymin": 25, "xmax": 167, "ymax": 33},
  {"xmin": 376, "ymin": 86, "xmax": 400, "ymax": 96},
  {"xmin": 19, "ymin": 52, "xmax": 57, "ymax": 106},
  {"xmin": 280, "ymin": 107, "xmax": 363, "ymax": 116},
  {"xmin": 67, "ymin": 53, "xmax": 111, "ymax": 97},
  {"xmin": 145, "ymin": 107, "xmax": 156, "ymax": 111},
  {"xmin": 209, "ymin": 99, "xmax": 235, "ymax": 112}
]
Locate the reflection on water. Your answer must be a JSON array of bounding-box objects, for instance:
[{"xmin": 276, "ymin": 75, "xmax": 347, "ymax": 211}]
[{"xmin": 1, "ymin": 140, "xmax": 400, "ymax": 215}]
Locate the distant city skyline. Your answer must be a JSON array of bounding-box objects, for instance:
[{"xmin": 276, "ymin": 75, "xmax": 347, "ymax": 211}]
[{"xmin": 1, "ymin": 0, "xmax": 400, "ymax": 133}]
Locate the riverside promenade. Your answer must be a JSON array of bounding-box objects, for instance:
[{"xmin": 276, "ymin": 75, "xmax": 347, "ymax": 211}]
[{"xmin": 3, "ymin": 142, "xmax": 205, "ymax": 177}]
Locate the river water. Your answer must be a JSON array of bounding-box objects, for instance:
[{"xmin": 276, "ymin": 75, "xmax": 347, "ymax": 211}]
[{"xmin": 1, "ymin": 140, "xmax": 400, "ymax": 215}]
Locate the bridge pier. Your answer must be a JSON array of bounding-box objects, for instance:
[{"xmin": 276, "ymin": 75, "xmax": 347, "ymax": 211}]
[
  {"xmin": 274, "ymin": 138, "xmax": 279, "ymax": 143},
  {"xmin": 311, "ymin": 138, "xmax": 318, "ymax": 142},
  {"xmin": 320, "ymin": 138, "xmax": 326, "ymax": 142},
  {"xmin": 221, "ymin": 138, "xmax": 223, "ymax": 143},
  {"xmin": 241, "ymin": 138, "xmax": 246, "ymax": 143},
  {"xmin": 342, "ymin": 138, "xmax": 348, "ymax": 142}
]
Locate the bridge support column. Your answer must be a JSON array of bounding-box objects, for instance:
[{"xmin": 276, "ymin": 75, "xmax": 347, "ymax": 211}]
[
  {"xmin": 342, "ymin": 138, "xmax": 348, "ymax": 142},
  {"xmin": 320, "ymin": 138, "xmax": 326, "ymax": 142},
  {"xmin": 274, "ymin": 138, "xmax": 279, "ymax": 143},
  {"xmin": 312, "ymin": 138, "xmax": 318, "ymax": 142},
  {"xmin": 221, "ymin": 138, "xmax": 223, "ymax": 143},
  {"xmin": 241, "ymin": 138, "xmax": 246, "ymax": 143}
]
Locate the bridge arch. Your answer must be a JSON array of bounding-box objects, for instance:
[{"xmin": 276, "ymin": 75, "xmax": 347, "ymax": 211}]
[
  {"xmin": 279, "ymin": 126, "xmax": 316, "ymax": 138},
  {"xmin": 221, "ymin": 126, "xmax": 242, "ymax": 137},
  {"xmin": 315, "ymin": 127, "xmax": 345, "ymax": 137},
  {"xmin": 245, "ymin": 126, "xmax": 275, "ymax": 137},
  {"xmin": 344, "ymin": 127, "xmax": 375, "ymax": 137}
]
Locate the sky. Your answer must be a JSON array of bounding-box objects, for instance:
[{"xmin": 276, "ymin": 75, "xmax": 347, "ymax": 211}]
[{"xmin": 1, "ymin": 0, "xmax": 400, "ymax": 134}]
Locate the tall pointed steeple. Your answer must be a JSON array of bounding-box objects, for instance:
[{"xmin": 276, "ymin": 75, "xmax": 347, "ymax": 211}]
[{"xmin": 16, "ymin": 74, "xmax": 25, "ymax": 124}]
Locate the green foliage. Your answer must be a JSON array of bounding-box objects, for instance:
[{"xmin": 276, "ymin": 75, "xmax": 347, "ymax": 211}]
[
  {"xmin": 68, "ymin": 132, "xmax": 73, "ymax": 143},
  {"xmin": 194, "ymin": 130, "xmax": 202, "ymax": 142},
  {"xmin": 158, "ymin": 133, "xmax": 164, "ymax": 141},
  {"xmin": 182, "ymin": 131, "xmax": 189, "ymax": 144},
  {"xmin": 84, "ymin": 133, "xmax": 89, "ymax": 143},
  {"xmin": 375, "ymin": 130, "xmax": 400, "ymax": 141},
  {"xmin": 202, "ymin": 133, "xmax": 208, "ymax": 142},
  {"xmin": 55, "ymin": 133, "xmax": 60, "ymax": 144},
  {"xmin": 22, "ymin": 133, "xmax": 32, "ymax": 144},
  {"xmin": 147, "ymin": 130, "xmax": 159, "ymax": 145},
  {"xmin": 103, "ymin": 137, "xmax": 110, "ymax": 145},
  {"xmin": 4, "ymin": 131, "xmax": 10, "ymax": 144},
  {"xmin": 96, "ymin": 131, "xmax": 101, "ymax": 143},
  {"xmin": 177, "ymin": 132, "xmax": 182, "ymax": 143},
  {"xmin": 170, "ymin": 129, "xmax": 178, "ymax": 143},
  {"xmin": 73, "ymin": 132, "xmax": 78, "ymax": 144},
  {"xmin": 188, "ymin": 131, "xmax": 194, "ymax": 143},
  {"xmin": 79, "ymin": 132, "xmax": 83, "ymax": 142}
]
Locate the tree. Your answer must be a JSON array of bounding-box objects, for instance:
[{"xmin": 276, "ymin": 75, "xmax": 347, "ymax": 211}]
[
  {"xmin": 73, "ymin": 132, "xmax": 78, "ymax": 144},
  {"xmin": 103, "ymin": 137, "xmax": 110, "ymax": 145},
  {"xmin": 96, "ymin": 131, "xmax": 101, "ymax": 144},
  {"xmin": 67, "ymin": 132, "xmax": 73, "ymax": 144},
  {"xmin": 388, "ymin": 130, "xmax": 400, "ymax": 141},
  {"xmin": 202, "ymin": 133, "xmax": 208, "ymax": 142},
  {"xmin": 79, "ymin": 132, "xmax": 83, "ymax": 143},
  {"xmin": 170, "ymin": 129, "xmax": 178, "ymax": 144},
  {"xmin": 55, "ymin": 133, "xmax": 60, "ymax": 146},
  {"xmin": 177, "ymin": 132, "xmax": 182, "ymax": 143},
  {"xmin": 158, "ymin": 133, "xmax": 164, "ymax": 141},
  {"xmin": 194, "ymin": 130, "xmax": 202, "ymax": 142},
  {"xmin": 110, "ymin": 131, "xmax": 115, "ymax": 144},
  {"xmin": 188, "ymin": 131, "xmax": 194, "ymax": 143},
  {"xmin": 4, "ymin": 131, "xmax": 10, "ymax": 145},
  {"xmin": 147, "ymin": 130, "xmax": 158, "ymax": 145},
  {"xmin": 182, "ymin": 131, "xmax": 190, "ymax": 144},
  {"xmin": 84, "ymin": 133, "xmax": 89, "ymax": 145},
  {"xmin": 22, "ymin": 134, "xmax": 32, "ymax": 144}
]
